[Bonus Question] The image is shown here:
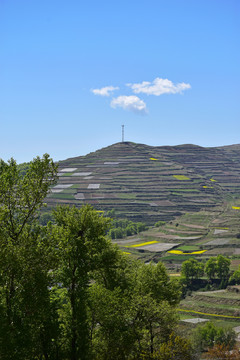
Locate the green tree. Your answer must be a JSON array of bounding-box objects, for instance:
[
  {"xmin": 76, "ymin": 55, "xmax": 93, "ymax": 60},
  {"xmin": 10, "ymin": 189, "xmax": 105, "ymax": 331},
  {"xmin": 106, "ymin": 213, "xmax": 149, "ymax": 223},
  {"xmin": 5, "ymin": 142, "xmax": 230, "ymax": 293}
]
[
  {"xmin": 216, "ymin": 255, "xmax": 230, "ymax": 281},
  {"xmin": 181, "ymin": 258, "xmax": 204, "ymax": 285},
  {"xmin": 38, "ymin": 211, "xmax": 54, "ymax": 226},
  {"xmin": 135, "ymin": 261, "xmax": 181, "ymax": 306},
  {"xmin": 0, "ymin": 154, "xmax": 188, "ymax": 360},
  {"xmin": 192, "ymin": 322, "xmax": 236, "ymax": 352},
  {"xmin": 0, "ymin": 155, "xmax": 57, "ymax": 241},
  {"xmin": 89, "ymin": 284, "xmax": 179, "ymax": 360},
  {"xmin": 0, "ymin": 154, "xmax": 58, "ymax": 359},
  {"xmin": 136, "ymin": 222, "xmax": 147, "ymax": 233},
  {"xmin": 109, "ymin": 228, "xmax": 116, "ymax": 239},
  {"xmin": 88, "ymin": 260, "xmax": 180, "ymax": 359},
  {"xmin": 205, "ymin": 257, "xmax": 217, "ymax": 281},
  {"xmin": 53, "ymin": 205, "xmax": 122, "ymax": 360},
  {"xmin": 115, "ymin": 227, "xmax": 124, "ymax": 239},
  {"xmin": 205, "ymin": 255, "xmax": 230, "ymax": 286},
  {"xmin": 142, "ymin": 333, "xmax": 195, "ymax": 360},
  {"xmin": 230, "ymin": 265, "xmax": 240, "ymax": 284},
  {"xmin": 154, "ymin": 221, "xmax": 166, "ymax": 227}
]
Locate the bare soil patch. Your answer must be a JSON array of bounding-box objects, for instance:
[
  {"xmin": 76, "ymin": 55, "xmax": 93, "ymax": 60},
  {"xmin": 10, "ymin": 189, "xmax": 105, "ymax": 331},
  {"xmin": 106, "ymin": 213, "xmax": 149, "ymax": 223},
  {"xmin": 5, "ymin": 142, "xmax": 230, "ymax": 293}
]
[
  {"xmin": 104, "ymin": 162, "xmax": 120, "ymax": 165},
  {"xmin": 207, "ymin": 248, "xmax": 235, "ymax": 256},
  {"xmin": 88, "ymin": 184, "xmax": 100, "ymax": 189},
  {"xmin": 181, "ymin": 223, "xmax": 205, "ymax": 229},
  {"xmin": 167, "ymin": 229, "xmax": 203, "ymax": 234},
  {"xmin": 59, "ymin": 168, "xmax": 77, "ymax": 172},
  {"xmin": 149, "ymin": 202, "xmax": 158, "ymax": 207},
  {"xmin": 214, "ymin": 229, "xmax": 229, "ymax": 235},
  {"xmin": 182, "ymin": 318, "xmax": 209, "ymax": 324},
  {"xmin": 71, "ymin": 172, "xmax": 92, "ymax": 176},
  {"xmin": 136, "ymin": 242, "xmax": 180, "ymax": 252},
  {"xmin": 74, "ymin": 193, "xmax": 85, "ymax": 200},
  {"xmin": 51, "ymin": 189, "xmax": 63, "ymax": 193},
  {"xmin": 205, "ymin": 239, "xmax": 230, "ymax": 246},
  {"xmin": 156, "ymin": 233, "xmax": 201, "ymax": 240}
]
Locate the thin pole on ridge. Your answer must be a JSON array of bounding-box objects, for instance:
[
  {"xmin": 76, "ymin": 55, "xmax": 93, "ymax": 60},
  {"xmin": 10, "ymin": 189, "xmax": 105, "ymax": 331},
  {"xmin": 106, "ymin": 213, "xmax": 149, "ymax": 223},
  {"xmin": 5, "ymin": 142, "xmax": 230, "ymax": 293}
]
[{"xmin": 122, "ymin": 124, "xmax": 124, "ymax": 142}]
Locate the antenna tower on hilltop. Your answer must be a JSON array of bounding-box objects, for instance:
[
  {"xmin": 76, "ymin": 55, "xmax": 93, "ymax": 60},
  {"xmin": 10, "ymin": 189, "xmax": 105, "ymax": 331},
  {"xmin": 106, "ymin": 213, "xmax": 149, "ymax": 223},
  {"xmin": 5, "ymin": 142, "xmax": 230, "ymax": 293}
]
[{"xmin": 122, "ymin": 124, "xmax": 124, "ymax": 142}]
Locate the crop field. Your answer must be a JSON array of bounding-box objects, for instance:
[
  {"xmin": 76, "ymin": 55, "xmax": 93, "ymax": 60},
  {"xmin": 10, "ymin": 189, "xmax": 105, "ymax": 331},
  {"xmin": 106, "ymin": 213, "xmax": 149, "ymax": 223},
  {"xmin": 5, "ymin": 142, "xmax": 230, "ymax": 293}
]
[
  {"xmin": 104, "ymin": 201, "xmax": 240, "ymax": 277},
  {"xmin": 178, "ymin": 288, "xmax": 240, "ymax": 336},
  {"xmin": 45, "ymin": 142, "xmax": 240, "ymax": 287},
  {"xmin": 46, "ymin": 142, "xmax": 240, "ymax": 224},
  {"xmin": 179, "ymin": 288, "xmax": 240, "ymax": 318}
]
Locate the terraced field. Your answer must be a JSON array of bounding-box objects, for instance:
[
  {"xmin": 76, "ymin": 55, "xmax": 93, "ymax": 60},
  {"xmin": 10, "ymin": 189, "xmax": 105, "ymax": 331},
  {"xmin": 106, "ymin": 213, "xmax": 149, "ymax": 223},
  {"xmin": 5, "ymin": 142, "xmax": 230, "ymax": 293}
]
[
  {"xmin": 45, "ymin": 142, "xmax": 240, "ymax": 337},
  {"xmin": 179, "ymin": 287, "xmax": 240, "ymax": 339},
  {"xmin": 46, "ymin": 142, "xmax": 240, "ymax": 224},
  {"xmin": 110, "ymin": 203, "xmax": 240, "ymax": 266}
]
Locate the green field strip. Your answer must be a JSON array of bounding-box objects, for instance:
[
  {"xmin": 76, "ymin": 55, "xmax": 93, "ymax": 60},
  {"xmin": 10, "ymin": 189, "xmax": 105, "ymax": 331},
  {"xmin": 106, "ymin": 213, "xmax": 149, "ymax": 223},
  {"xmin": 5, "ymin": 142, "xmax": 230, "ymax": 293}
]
[
  {"xmin": 176, "ymin": 245, "xmax": 200, "ymax": 251},
  {"xmin": 195, "ymin": 291, "xmax": 240, "ymax": 300},
  {"xmin": 162, "ymin": 255, "xmax": 196, "ymax": 262},
  {"xmin": 182, "ymin": 299, "xmax": 240, "ymax": 312},
  {"xmin": 48, "ymin": 193, "xmax": 76, "ymax": 200},
  {"xmin": 58, "ymin": 188, "xmax": 77, "ymax": 194},
  {"xmin": 178, "ymin": 308, "xmax": 240, "ymax": 319}
]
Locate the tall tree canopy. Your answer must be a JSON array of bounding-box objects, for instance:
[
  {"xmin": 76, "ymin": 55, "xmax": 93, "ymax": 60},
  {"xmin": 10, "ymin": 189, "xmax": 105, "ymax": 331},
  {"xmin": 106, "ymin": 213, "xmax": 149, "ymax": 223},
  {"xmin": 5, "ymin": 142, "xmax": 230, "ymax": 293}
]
[
  {"xmin": 0, "ymin": 154, "xmax": 58, "ymax": 359},
  {"xmin": 0, "ymin": 155, "xmax": 184, "ymax": 360}
]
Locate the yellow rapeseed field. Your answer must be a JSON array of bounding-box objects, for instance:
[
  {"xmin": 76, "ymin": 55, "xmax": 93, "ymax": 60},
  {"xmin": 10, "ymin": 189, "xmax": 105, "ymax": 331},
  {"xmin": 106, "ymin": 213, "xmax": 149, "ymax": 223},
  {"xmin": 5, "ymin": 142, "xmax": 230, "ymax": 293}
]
[
  {"xmin": 128, "ymin": 241, "xmax": 159, "ymax": 248},
  {"xmin": 168, "ymin": 250, "xmax": 207, "ymax": 255},
  {"xmin": 178, "ymin": 308, "xmax": 240, "ymax": 319},
  {"xmin": 173, "ymin": 175, "xmax": 190, "ymax": 180}
]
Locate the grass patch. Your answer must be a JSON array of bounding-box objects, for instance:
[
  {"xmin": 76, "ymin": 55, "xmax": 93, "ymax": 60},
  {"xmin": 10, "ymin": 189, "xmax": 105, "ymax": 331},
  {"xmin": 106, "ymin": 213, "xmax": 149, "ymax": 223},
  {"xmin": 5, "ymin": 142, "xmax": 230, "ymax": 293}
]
[
  {"xmin": 170, "ymin": 189, "xmax": 200, "ymax": 192},
  {"xmin": 181, "ymin": 300, "xmax": 240, "ymax": 313},
  {"xmin": 162, "ymin": 255, "xmax": 196, "ymax": 262},
  {"xmin": 177, "ymin": 245, "xmax": 201, "ymax": 251},
  {"xmin": 60, "ymin": 188, "xmax": 77, "ymax": 194},
  {"xmin": 59, "ymin": 172, "xmax": 74, "ymax": 176},
  {"xmin": 196, "ymin": 291, "xmax": 240, "ymax": 300},
  {"xmin": 117, "ymin": 193, "xmax": 137, "ymax": 199},
  {"xmin": 50, "ymin": 193, "xmax": 75, "ymax": 200}
]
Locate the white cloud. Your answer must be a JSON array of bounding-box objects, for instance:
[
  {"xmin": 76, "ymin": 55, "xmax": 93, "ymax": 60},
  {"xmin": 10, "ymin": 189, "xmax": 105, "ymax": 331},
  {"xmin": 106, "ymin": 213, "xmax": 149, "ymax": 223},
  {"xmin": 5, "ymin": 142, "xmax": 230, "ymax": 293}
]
[
  {"xmin": 127, "ymin": 77, "xmax": 191, "ymax": 96},
  {"xmin": 91, "ymin": 86, "xmax": 119, "ymax": 97},
  {"xmin": 111, "ymin": 95, "xmax": 147, "ymax": 114}
]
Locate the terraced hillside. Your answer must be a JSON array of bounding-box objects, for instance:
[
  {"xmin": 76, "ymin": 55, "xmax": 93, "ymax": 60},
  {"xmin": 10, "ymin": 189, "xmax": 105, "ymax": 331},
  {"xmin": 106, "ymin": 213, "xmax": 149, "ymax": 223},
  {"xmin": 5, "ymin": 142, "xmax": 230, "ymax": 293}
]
[
  {"xmin": 115, "ymin": 203, "xmax": 240, "ymax": 265},
  {"xmin": 46, "ymin": 142, "xmax": 240, "ymax": 224}
]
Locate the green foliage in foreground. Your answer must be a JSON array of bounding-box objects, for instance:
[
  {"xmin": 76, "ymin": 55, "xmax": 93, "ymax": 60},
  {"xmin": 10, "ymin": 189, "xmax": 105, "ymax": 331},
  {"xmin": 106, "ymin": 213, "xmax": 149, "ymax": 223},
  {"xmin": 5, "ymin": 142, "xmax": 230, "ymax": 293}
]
[
  {"xmin": 192, "ymin": 322, "xmax": 236, "ymax": 353},
  {"xmin": 141, "ymin": 333, "xmax": 195, "ymax": 360},
  {"xmin": 0, "ymin": 155, "xmax": 193, "ymax": 360}
]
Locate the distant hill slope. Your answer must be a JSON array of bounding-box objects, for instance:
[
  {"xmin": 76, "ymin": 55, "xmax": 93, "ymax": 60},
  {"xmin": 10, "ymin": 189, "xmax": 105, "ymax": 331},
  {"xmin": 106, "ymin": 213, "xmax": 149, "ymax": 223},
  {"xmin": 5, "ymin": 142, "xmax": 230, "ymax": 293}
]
[{"xmin": 45, "ymin": 142, "xmax": 240, "ymax": 224}]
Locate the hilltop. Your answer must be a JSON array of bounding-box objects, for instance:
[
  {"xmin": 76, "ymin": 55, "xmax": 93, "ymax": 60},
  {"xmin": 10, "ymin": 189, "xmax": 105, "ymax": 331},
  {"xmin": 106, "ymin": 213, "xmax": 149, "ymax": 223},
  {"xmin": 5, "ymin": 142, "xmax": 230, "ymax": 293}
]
[{"xmin": 46, "ymin": 142, "xmax": 240, "ymax": 225}]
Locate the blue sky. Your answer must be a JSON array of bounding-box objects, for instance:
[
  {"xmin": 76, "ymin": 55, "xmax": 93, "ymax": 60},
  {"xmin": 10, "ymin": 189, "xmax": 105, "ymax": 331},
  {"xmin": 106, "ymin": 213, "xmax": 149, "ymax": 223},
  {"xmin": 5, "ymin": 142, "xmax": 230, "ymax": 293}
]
[{"xmin": 0, "ymin": 0, "xmax": 239, "ymax": 163}]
